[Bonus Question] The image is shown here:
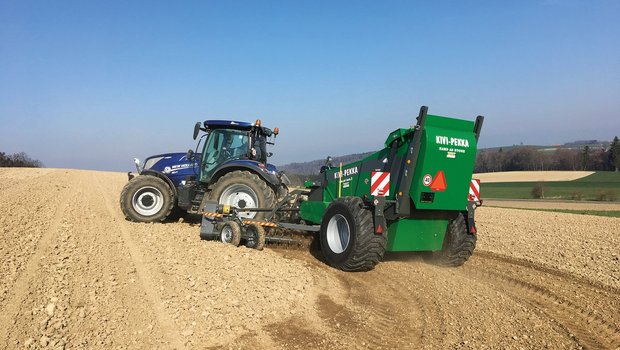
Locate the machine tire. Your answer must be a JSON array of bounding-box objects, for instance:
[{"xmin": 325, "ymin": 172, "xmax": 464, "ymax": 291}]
[
  {"xmin": 434, "ymin": 213, "xmax": 476, "ymax": 267},
  {"xmin": 319, "ymin": 197, "xmax": 386, "ymax": 271},
  {"xmin": 220, "ymin": 221, "xmax": 241, "ymax": 246},
  {"xmin": 120, "ymin": 175, "xmax": 175, "ymax": 223},
  {"xmin": 244, "ymin": 224, "xmax": 266, "ymax": 250},
  {"xmin": 208, "ymin": 170, "xmax": 276, "ymax": 220}
]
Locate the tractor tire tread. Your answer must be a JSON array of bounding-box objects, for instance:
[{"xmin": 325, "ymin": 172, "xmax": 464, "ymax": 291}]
[
  {"xmin": 327, "ymin": 197, "xmax": 387, "ymax": 272},
  {"xmin": 435, "ymin": 213, "xmax": 476, "ymax": 267},
  {"xmin": 119, "ymin": 175, "xmax": 175, "ymax": 223}
]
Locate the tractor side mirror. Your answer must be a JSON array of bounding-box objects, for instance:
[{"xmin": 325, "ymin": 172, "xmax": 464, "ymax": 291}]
[
  {"xmin": 267, "ymin": 152, "xmax": 273, "ymax": 158},
  {"xmin": 186, "ymin": 149, "xmax": 194, "ymax": 160},
  {"xmin": 193, "ymin": 122, "xmax": 201, "ymax": 140}
]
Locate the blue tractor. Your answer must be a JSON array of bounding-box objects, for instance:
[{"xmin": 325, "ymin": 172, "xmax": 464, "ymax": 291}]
[{"xmin": 120, "ymin": 119, "xmax": 290, "ymax": 222}]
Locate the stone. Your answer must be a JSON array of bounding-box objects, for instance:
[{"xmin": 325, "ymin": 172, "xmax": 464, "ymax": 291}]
[
  {"xmin": 46, "ymin": 303, "xmax": 56, "ymax": 316},
  {"xmin": 40, "ymin": 336, "xmax": 50, "ymax": 347}
]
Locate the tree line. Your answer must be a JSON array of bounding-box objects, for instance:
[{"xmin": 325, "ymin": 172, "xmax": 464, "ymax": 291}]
[
  {"xmin": 0, "ymin": 151, "xmax": 43, "ymax": 168},
  {"xmin": 475, "ymin": 137, "xmax": 620, "ymax": 173}
]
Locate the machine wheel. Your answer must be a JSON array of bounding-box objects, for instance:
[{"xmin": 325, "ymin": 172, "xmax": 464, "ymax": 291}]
[
  {"xmin": 244, "ymin": 224, "xmax": 266, "ymax": 250},
  {"xmin": 208, "ymin": 170, "xmax": 276, "ymax": 220},
  {"xmin": 319, "ymin": 197, "xmax": 386, "ymax": 271},
  {"xmin": 220, "ymin": 221, "xmax": 241, "ymax": 246},
  {"xmin": 120, "ymin": 175, "xmax": 175, "ymax": 223},
  {"xmin": 434, "ymin": 213, "xmax": 476, "ymax": 267}
]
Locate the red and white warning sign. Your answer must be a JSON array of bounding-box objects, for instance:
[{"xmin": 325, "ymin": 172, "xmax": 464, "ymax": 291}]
[
  {"xmin": 468, "ymin": 179, "xmax": 481, "ymax": 202},
  {"xmin": 371, "ymin": 171, "xmax": 390, "ymax": 196}
]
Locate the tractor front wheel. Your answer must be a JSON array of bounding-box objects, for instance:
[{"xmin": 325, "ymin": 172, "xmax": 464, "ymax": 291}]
[
  {"xmin": 208, "ymin": 171, "xmax": 276, "ymax": 220},
  {"xmin": 319, "ymin": 197, "xmax": 386, "ymax": 271},
  {"xmin": 120, "ymin": 175, "xmax": 175, "ymax": 223},
  {"xmin": 434, "ymin": 213, "xmax": 476, "ymax": 266}
]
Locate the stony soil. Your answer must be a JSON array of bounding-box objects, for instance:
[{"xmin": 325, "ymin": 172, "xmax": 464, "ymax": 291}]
[
  {"xmin": 1, "ymin": 168, "xmax": 619, "ymax": 349},
  {"xmin": 474, "ymin": 171, "xmax": 594, "ymax": 183}
]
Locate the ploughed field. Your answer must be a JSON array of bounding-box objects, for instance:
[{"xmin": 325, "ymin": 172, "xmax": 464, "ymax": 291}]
[{"xmin": 1, "ymin": 168, "xmax": 619, "ymax": 349}]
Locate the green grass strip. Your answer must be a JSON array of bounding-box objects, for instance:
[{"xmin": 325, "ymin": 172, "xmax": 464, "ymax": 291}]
[{"xmin": 485, "ymin": 206, "xmax": 620, "ymax": 218}]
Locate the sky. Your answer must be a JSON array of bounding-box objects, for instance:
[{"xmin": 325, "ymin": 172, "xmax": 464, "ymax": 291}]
[{"xmin": 1, "ymin": 0, "xmax": 619, "ymax": 171}]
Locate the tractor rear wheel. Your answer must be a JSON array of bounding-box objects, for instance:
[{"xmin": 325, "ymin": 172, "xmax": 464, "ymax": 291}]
[
  {"xmin": 319, "ymin": 197, "xmax": 386, "ymax": 271},
  {"xmin": 434, "ymin": 213, "xmax": 476, "ymax": 266},
  {"xmin": 120, "ymin": 175, "xmax": 175, "ymax": 223},
  {"xmin": 208, "ymin": 171, "xmax": 276, "ymax": 220}
]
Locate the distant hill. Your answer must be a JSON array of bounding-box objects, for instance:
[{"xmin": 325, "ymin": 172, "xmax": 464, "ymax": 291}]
[{"xmin": 279, "ymin": 151, "xmax": 373, "ymax": 176}]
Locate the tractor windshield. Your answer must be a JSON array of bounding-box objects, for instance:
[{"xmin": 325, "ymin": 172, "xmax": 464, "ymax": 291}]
[{"xmin": 201, "ymin": 129, "xmax": 249, "ymax": 181}]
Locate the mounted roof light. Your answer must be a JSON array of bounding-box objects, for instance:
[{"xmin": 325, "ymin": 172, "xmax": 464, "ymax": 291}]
[
  {"xmin": 255, "ymin": 119, "xmax": 261, "ymax": 127},
  {"xmin": 274, "ymin": 127, "xmax": 279, "ymax": 135}
]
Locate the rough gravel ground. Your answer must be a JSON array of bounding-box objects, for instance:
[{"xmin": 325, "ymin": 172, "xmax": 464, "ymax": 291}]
[
  {"xmin": 1, "ymin": 168, "xmax": 619, "ymax": 349},
  {"xmin": 476, "ymin": 206, "xmax": 620, "ymax": 289}
]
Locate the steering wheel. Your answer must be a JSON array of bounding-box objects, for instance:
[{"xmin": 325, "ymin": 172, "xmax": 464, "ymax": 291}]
[{"xmin": 221, "ymin": 147, "xmax": 233, "ymax": 159}]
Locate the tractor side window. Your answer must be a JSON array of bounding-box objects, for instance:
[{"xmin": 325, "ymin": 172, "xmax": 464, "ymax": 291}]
[
  {"xmin": 202, "ymin": 130, "xmax": 225, "ymax": 179},
  {"xmin": 201, "ymin": 129, "xmax": 249, "ymax": 182}
]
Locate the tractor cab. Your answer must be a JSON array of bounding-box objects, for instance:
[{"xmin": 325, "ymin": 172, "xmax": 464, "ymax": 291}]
[{"xmin": 192, "ymin": 119, "xmax": 280, "ymax": 183}]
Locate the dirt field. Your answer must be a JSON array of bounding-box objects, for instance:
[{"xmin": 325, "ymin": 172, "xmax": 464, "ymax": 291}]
[
  {"xmin": 1, "ymin": 168, "xmax": 619, "ymax": 349},
  {"xmin": 474, "ymin": 171, "xmax": 594, "ymax": 183}
]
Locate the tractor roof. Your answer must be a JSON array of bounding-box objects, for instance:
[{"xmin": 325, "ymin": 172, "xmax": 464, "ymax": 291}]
[{"xmin": 203, "ymin": 120, "xmax": 254, "ymax": 131}]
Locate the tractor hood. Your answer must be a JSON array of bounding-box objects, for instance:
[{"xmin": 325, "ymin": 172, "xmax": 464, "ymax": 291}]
[{"xmin": 141, "ymin": 153, "xmax": 199, "ymax": 186}]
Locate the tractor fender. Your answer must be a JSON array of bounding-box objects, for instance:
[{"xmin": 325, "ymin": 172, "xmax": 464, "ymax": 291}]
[
  {"xmin": 211, "ymin": 161, "xmax": 281, "ymax": 189},
  {"xmin": 139, "ymin": 169, "xmax": 178, "ymax": 197}
]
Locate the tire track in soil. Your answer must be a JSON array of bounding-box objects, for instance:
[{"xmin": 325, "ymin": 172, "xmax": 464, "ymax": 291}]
[
  {"xmin": 269, "ymin": 250, "xmax": 594, "ymax": 349},
  {"xmin": 91, "ymin": 173, "xmax": 186, "ymax": 349},
  {"xmin": 0, "ymin": 172, "xmax": 70, "ymax": 307},
  {"xmin": 464, "ymin": 252, "xmax": 620, "ymax": 350},
  {"xmin": 58, "ymin": 173, "xmax": 169, "ymax": 348},
  {"xmin": 342, "ymin": 272, "xmax": 425, "ymax": 350},
  {"xmin": 259, "ymin": 252, "xmax": 353, "ymax": 349},
  {"xmin": 14, "ymin": 175, "xmax": 90, "ymax": 349},
  {"xmin": 264, "ymin": 250, "xmax": 425, "ymax": 349},
  {"xmin": 0, "ymin": 170, "xmax": 76, "ymax": 348}
]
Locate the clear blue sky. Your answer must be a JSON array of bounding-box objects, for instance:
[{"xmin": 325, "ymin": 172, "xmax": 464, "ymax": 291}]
[{"xmin": 1, "ymin": 0, "xmax": 619, "ymax": 171}]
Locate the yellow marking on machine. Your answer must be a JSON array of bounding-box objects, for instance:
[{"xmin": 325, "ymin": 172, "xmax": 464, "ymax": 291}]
[
  {"xmin": 203, "ymin": 212, "xmax": 224, "ymax": 218},
  {"xmin": 242, "ymin": 220, "xmax": 278, "ymax": 227}
]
